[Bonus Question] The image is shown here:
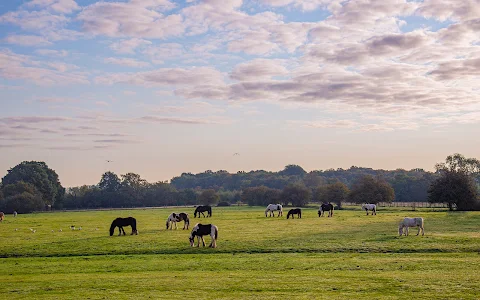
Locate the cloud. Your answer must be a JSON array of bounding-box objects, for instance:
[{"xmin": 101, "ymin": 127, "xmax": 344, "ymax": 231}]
[
  {"xmin": 139, "ymin": 115, "xmax": 226, "ymax": 125},
  {"xmin": 37, "ymin": 97, "xmax": 78, "ymax": 103},
  {"xmin": 0, "ymin": 116, "xmax": 70, "ymax": 124},
  {"xmin": 259, "ymin": 0, "xmax": 332, "ymax": 11},
  {"xmin": 35, "ymin": 49, "xmax": 69, "ymax": 57},
  {"xmin": 429, "ymin": 57, "xmax": 480, "ymax": 80},
  {"xmin": 231, "ymin": 59, "xmax": 288, "ymax": 81},
  {"xmin": 104, "ymin": 57, "xmax": 151, "ymax": 68},
  {"xmin": 4, "ymin": 35, "xmax": 52, "ymax": 46},
  {"xmin": 416, "ymin": 0, "xmax": 480, "ymax": 22},
  {"xmin": 23, "ymin": 0, "xmax": 80, "ymax": 14},
  {"xmin": 95, "ymin": 66, "xmax": 224, "ymax": 87},
  {"xmin": 0, "ymin": 10, "xmax": 68, "ymax": 30},
  {"xmin": 77, "ymin": 0, "xmax": 183, "ymax": 39},
  {"xmin": 109, "ymin": 38, "xmax": 152, "ymax": 54}
]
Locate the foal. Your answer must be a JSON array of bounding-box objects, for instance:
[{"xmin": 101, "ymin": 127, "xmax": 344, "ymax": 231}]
[{"xmin": 189, "ymin": 223, "xmax": 218, "ymax": 248}]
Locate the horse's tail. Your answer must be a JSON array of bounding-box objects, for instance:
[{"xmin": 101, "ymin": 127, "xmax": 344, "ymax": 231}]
[
  {"xmin": 214, "ymin": 226, "xmax": 218, "ymax": 241},
  {"xmin": 209, "ymin": 207, "xmax": 212, "ymax": 217}
]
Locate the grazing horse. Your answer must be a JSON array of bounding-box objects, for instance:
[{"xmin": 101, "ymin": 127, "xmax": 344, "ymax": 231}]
[
  {"xmin": 287, "ymin": 208, "xmax": 302, "ymax": 219},
  {"xmin": 194, "ymin": 205, "xmax": 212, "ymax": 218},
  {"xmin": 362, "ymin": 203, "xmax": 377, "ymax": 215},
  {"xmin": 318, "ymin": 203, "xmax": 334, "ymax": 217},
  {"xmin": 189, "ymin": 223, "xmax": 218, "ymax": 248},
  {"xmin": 13, "ymin": 211, "xmax": 17, "ymax": 217},
  {"xmin": 109, "ymin": 217, "xmax": 138, "ymax": 236},
  {"xmin": 0, "ymin": 212, "xmax": 4, "ymax": 222},
  {"xmin": 265, "ymin": 204, "xmax": 283, "ymax": 217},
  {"xmin": 166, "ymin": 212, "xmax": 190, "ymax": 230},
  {"xmin": 399, "ymin": 217, "xmax": 424, "ymax": 236}
]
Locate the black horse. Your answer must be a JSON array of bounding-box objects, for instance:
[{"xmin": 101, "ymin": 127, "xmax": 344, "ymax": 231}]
[
  {"xmin": 318, "ymin": 203, "xmax": 334, "ymax": 217},
  {"xmin": 194, "ymin": 205, "xmax": 212, "ymax": 218},
  {"xmin": 287, "ymin": 208, "xmax": 302, "ymax": 219},
  {"xmin": 109, "ymin": 217, "xmax": 138, "ymax": 236}
]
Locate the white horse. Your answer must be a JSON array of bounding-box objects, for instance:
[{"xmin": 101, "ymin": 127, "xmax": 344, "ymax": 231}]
[
  {"xmin": 398, "ymin": 217, "xmax": 424, "ymax": 236},
  {"xmin": 362, "ymin": 203, "xmax": 377, "ymax": 215},
  {"xmin": 265, "ymin": 204, "xmax": 283, "ymax": 217},
  {"xmin": 189, "ymin": 223, "xmax": 218, "ymax": 248}
]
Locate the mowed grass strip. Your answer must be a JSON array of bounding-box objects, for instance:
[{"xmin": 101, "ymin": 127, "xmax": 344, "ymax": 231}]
[
  {"xmin": 0, "ymin": 253, "xmax": 479, "ymax": 299},
  {"xmin": 0, "ymin": 206, "xmax": 479, "ymax": 257}
]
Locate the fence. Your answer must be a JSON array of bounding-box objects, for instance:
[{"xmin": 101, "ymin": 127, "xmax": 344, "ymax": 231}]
[{"xmin": 343, "ymin": 202, "xmax": 453, "ymax": 209}]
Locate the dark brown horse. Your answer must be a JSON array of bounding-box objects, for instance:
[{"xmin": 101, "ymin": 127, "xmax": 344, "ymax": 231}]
[
  {"xmin": 287, "ymin": 208, "xmax": 302, "ymax": 219},
  {"xmin": 0, "ymin": 212, "xmax": 4, "ymax": 222},
  {"xmin": 110, "ymin": 217, "xmax": 138, "ymax": 236},
  {"xmin": 194, "ymin": 205, "xmax": 212, "ymax": 218}
]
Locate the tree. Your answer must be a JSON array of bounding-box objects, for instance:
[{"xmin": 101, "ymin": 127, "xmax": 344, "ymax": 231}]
[
  {"xmin": 199, "ymin": 189, "xmax": 219, "ymax": 205},
  {"xmin": 318, "ymin": 182, "xmax": 350, "ymax": 208},
  {"xmin": 429, "ymin": 154, "xmax": 480, "ymax": 211},
  {"xmin": 348, "ymin": 175, "xmax": 395, "ymax": 204},
  {"xmin": 281, "ymin": 183, "xmax": 311, "ymax": 206},
  {"xmin": 1, "ymin": 161, "xmax": 64, "ymax": 207},
  {"xmin": 1, "ymin": 181, "xmax": 45, "ymax": 213},
  {"xmin": 99, "ymin": 171, "xmax": 121, "ymax": 192},
  {"xmin": 279, "ymin": 165, "xmax": 307, "ymax": 177},
  {"xmin": 242, "ymin": 186, "xmax": 281, "ymax": 206}
]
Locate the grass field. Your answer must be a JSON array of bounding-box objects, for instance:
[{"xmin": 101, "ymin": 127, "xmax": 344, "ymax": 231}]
[{"xmin": 0, "ymin": 206, "xmax": 479, "ymax": 299}]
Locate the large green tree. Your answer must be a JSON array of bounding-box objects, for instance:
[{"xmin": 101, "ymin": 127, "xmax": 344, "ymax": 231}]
[
  {"xmin": 348, "ymin": 175, "xmax": 395, "ymax": 204},
  {"xmin": 99, "ymin": 171, "xmax": 121, "ymax": 192},
  {"xmin": 281, "ymin": 183, "xmax": 311, "ymax": 206},
  {"xmin": 199, "ymin": 189, "xmax": 219, "ymax": 205},
  {"xmin": 1, "ymin": 181, "xmax": 45, "ymax": 213},
  {"xmin": 429, "ymin": 153, "xmax": 480, "ymax": 211},
  {"xmin": 316, "ymin": 182, "xmax": 350, "ymax": 208},
  {"xmin": 242, "ymin": 186, "xmax": 281, "ymax": 206},
  {"xmin": 1, "ymin": 161, "xmax": 64, "ymax": 208}
]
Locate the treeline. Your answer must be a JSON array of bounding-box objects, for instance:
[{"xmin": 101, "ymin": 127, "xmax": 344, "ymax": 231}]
[
  {"xmin": 171, "ymin": 165, "xmax": 436, "ymax": 203},
  {"xmin": 1, "ymin": 154, "xmax": 479, "ymax": 213}
]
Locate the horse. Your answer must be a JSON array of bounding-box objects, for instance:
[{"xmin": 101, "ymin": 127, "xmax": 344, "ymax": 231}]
[
  {"xmin": 362, "ymin": 203, "xmax": 377, "ymax": 215},
  {"xmin": 194, "ymin": 205, "xmax": 212, "ymax": 218},
  {"xmin": 399, "ymin": 217, "xmax": 424, "ymax": 236},
  {"xmin": 189, "ymin": 223, "xmax": 218, "ymax": 248},
  {"xmin": 265, "ymin": 204, "xmax": 283, "ymax": 217},
  {"xmin": 0, "ymin": 212, "xmax": 4, "ymax": 222},
  {"xmin": 109, "ymin": 217, "xmax": 138, "ymax": 236},
  {"xmin": 166, "ymin": 212, "xmax": 190, "ymax": 230},
  {"xmin": 318, "ymin": 203, "xmax": 334, "ymax": 217},
  {"xmin": 13, "ymin": 211, "xmax": 17, "ymax": 217},
  {"xmin": 287, "ymin": 208, "xmax": 302, "ymax": 219}
]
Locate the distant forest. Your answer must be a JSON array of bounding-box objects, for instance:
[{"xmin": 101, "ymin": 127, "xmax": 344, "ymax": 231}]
[
  {"xmin": 170, "ymin": 165, "xmax": 435, "ymax": 202},
  {"xmin": 2, "ymin": 154, "xmax": 480, "ymax": 213}
]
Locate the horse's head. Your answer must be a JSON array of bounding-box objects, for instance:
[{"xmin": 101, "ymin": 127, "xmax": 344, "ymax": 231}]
[
  {"xmin": 109, "ymin": 225, "xmax": 115, "ymax": 236},
  {"xmin": 398, "ymin": 225, "xmax": 404, "ymax": 236},
  {"xmin": 166, "ymin": 220, "xmax": 170, "ymax": 230},
  {"xmin": 189, "ymin": 233, "xmax": 195, "ymax": 247}
]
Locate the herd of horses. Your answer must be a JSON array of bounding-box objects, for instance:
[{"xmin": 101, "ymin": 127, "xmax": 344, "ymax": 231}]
[{"xmin": 2, "ymin": 203, "xmax": 425, "ymax": 249}]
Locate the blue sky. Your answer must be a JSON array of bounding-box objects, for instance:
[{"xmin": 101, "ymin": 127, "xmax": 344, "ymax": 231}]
[{"xmin": 1, "ymin": 0, "xmax": 479, "ymax": 186}]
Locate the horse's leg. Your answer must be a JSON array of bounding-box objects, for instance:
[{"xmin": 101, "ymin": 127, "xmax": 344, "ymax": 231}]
[
  {"xmin": 201, "ymin": 236, "xmax": 206, "ymax": 247},
  {"xmin": 406, "ymin": 227, "xmax": 409, "ymax": 236}
]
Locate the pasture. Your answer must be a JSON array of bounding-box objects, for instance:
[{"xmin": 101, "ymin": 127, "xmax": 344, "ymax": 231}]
[{"xmin": 0, "ymin": 206, "xmax": 479, "ymax": 299}]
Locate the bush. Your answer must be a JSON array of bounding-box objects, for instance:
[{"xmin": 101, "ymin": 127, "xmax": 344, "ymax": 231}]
[{"xmin": 217, "ymin": 201, "xmax": 231, "ymax": 207}]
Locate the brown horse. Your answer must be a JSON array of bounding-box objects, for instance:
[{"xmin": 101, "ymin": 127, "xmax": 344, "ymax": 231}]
[{"xmin": 0, "ymin": 212, "xmax": 4, "ymax": 222}]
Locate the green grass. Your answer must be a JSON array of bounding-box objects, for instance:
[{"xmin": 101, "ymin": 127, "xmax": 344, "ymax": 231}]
[{"xmin": 0, "ymin": 206, "xmax": 479, "ymax": 299}]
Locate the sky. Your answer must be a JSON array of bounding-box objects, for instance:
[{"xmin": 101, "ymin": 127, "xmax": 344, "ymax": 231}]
[{"xmin": 0, "ymin": 0, "xmax": 479, "ymax": 187}]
